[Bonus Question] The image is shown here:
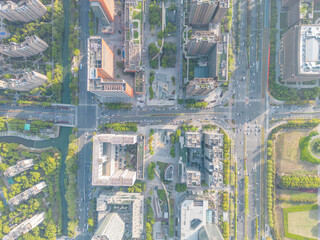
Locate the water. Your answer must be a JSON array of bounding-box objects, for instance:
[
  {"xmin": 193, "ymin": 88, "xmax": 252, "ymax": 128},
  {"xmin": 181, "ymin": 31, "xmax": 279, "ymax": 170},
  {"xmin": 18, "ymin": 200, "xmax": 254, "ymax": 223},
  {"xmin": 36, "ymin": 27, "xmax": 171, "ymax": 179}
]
[{"xmin": 0, "ymin": 0, "xmax": 73, "ymax": 235}]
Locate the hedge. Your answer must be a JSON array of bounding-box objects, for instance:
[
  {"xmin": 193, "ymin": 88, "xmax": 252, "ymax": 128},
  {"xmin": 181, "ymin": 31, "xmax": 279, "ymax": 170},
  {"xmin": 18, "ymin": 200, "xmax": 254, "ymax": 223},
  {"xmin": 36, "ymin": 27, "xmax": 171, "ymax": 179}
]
[{"xmin": 283, "ymin": 204, "xmax": 318, "ymax": 240}]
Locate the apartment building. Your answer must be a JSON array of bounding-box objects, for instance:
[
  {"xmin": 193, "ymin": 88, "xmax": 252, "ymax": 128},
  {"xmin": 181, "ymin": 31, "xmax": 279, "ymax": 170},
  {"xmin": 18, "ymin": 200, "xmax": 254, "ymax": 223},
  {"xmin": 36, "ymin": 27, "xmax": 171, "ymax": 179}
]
[
  {"xmin": 186, "ymin": 77, "xmax": 218, "ymax": 96},
  {"xmin": 91, "ymin": 213, "xmax": 125, "ymax": 240},
  {"xmin": 92, "ymin": 134, "xmax": 138, "ymax": 186},
  {"xmin": 0, "ymin": 35, "xmax": 48, "ymax": 58},
  {"xmin": 0, "ymin": 71, "xmax": 47, "ymax": 91},
  {"xmin": 96, "ymin": 191, "xmax": 144, "ymax": 239},
  {"xmin": 8, "ymin": 182, "xmax": 47, "ymax": 206},
  {"xmin": 0, "ymin": 0, "xmax": 47, "ymax": 23},
  {"xmin": 203, "ymin": 132, "xmax": 224, "ymax": 187},
  {"xmin": 90, "ymin": 0, "xmax": 114, "ymax": 25},
  {"xmin": 3, "ymin": 212, "xmax": 45, "ymax": 240},
  {"xmin": 188, "ymin": 0, "xmax": 228, "ymax": 27},
  {"xmin": 3, "ymin": 159, "xmax": 34, "ymax": 178},
  {"xmin": 187, "ymin": 28, "xmax": 219, "ymax": 55}
]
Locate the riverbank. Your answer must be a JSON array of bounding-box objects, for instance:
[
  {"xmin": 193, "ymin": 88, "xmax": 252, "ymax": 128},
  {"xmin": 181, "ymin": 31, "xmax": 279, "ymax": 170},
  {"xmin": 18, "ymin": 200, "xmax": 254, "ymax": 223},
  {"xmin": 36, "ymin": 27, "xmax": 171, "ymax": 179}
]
[{"xmin": 0, "ymin": 125, "xmax": 60, "ymax": 140}]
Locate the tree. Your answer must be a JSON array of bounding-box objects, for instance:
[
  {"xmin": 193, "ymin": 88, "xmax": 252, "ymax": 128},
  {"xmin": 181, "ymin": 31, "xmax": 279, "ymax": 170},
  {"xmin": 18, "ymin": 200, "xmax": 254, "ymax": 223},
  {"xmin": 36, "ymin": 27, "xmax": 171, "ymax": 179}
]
[
  {"xmin": 148, "ymin": 162, "xmax": 155, "ymax": 180},
  {"xmin": 44, "ymin": 222, "xmax": 57, "ymax": 240},
  {"xmin": 157, "ymin": 31, "xmax": 164, "ymax": 39},
  {"xmin": 149, "ymin": 4, "xmax": 161, "ymax": 26},
  {"xmin": 73, "ymin": 49, "xmax": 80, "ymax": 56},
  {"xmin": 148, "ymin": 43, "xmax": 159, "ymax": 59},
  {"xmin": 87, "ymin": 218, "xmax": 94, "ymax": 227},
  {"xmin": 2, "ymin": 226, "xmax": 10, "ymax": 234},
  {"xmin": 175, "ymin": 183, "xmax": 187, "ymax": 192}
]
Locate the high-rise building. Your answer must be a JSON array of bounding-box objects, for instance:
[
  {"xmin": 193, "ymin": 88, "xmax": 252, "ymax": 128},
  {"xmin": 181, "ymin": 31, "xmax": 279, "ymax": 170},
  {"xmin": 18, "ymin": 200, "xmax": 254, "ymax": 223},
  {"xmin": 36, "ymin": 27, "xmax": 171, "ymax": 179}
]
[
  {"xmin": 212, "ymin": 0, "xmax": 229, "ymax": 24},
  {"xmin": 186, "ymin": 78, "xmax": 218, "ymax": 96},
  {"xmin": 280, "ymin": 24, "xmax": 320, "ymax": 82},
  {"xmin": 3, "ymin": 159, "xmax": 34, "ymax": 178},
  {"xmin": 0, "ymin": 0, "xmax": 47, "ymax": 23},
  {"xmin": 188, "ymin": 0, "xmax": 218, "ymax": 27},
  {"xmin": 3, "ymin": 212, "xmax": 45, "ymax": 240},
  {"xmin": 96, "ymin": 191, "xmax": 144, "ymax": 239},
  {"xmin": 8, "ymin": 182, "xmax": 47, "ymax": 206},
  {"xmin": 185, "ymin": 167, "xmax": 201, "ymax": 187},
  {"xmin": 90, "ymin": 0, "xmax": 114, "ymax": 25},
  {"xmin": 203, "ymin": 132, "xmax": 224, "ymax": 187},
  {"xmin": 187, "ymin": 29, "xmax": 219, "ymax": 55},
  {"xmin": 0, "ymin": 71, "xmax": 47, "ymax": 91},
  {"xmin": 0, "ymin": 35, "xmax": 48, "ymax": 58},
  {"xmin": 87, "ymin": 36, "xmax": 134, "ymax": 98},
  {"xmin": 91, "ymin": 213, "xmax": 125, "ymax": 240},
  {"xmin": 92, "ymin": 134, "xmax": 138, "ymax": 186},
  {"xmin": 180, "ymin": 199, "xmax": 209, "ymax": 240},
  {"xmin": 88, "ymin": 36, "xmax": 114, "ymax": 80}
]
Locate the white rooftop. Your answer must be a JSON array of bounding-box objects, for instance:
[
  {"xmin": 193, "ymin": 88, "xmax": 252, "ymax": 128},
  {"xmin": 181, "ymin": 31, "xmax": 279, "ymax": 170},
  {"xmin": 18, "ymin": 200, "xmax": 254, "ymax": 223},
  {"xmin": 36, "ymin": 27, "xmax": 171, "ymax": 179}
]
[{"xmin": 300, "ymin": 25, "xmax": 320, "ymax": 75}]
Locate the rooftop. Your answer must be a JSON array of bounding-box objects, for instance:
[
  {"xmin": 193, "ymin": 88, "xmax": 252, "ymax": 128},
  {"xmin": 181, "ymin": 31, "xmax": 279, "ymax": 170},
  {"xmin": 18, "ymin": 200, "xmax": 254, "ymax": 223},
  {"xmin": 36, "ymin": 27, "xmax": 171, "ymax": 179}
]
[
  {"xmin": 299, "ymin": 25, "xmax": 320, "ymax": 74},
  {"xmin": 96, "ymin": 191, "xmax": 144, "ymax": 239}
]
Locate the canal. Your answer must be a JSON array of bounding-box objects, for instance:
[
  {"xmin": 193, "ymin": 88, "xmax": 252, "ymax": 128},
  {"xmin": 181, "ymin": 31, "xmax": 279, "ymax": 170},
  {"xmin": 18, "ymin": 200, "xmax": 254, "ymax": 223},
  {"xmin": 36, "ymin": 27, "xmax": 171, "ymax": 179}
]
[{"xmin": 0, "ymin": 0, "xmax": 73, "ymax": 235}]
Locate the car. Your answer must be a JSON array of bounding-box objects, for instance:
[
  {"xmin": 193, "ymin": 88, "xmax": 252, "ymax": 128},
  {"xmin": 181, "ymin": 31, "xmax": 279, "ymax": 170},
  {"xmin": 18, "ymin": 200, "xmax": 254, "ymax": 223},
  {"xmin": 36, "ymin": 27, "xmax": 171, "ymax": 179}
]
[{"xmin": 79, "ymin": 63, "xmax": 83, "ymax": 70}]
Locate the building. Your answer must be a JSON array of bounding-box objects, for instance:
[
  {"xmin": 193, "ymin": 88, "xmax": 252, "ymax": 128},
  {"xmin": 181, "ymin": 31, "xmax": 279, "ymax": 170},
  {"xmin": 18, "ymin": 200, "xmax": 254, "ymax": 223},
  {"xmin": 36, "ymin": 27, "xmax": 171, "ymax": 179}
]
[
  {"xmin": 188, "ymin": 0, "xmax": 217, "ymax": 27},
  {"xmin": 0, "ymin": 71, "xmax": 47, "ymax": 91},
  {"xmin": 8, "ymin": 182, "xmax": 47, "ymax": 206},
  {"xmin": 0, "ymin": 35, "xmax": 48, "ymax": 58},
  {"xmin": 282, "ymin": 0, "xmax": 314, "ymax": 27},
  {"xmin": 180, "ymin": 199, "xmax": 209, "ymax": 240},
  {"xmin": 88, "ymin": 79, "xmax": 134, "ymax": 98},
  {"xmin": 212, "ymin": 0, "xmax": 229, "ymax": 24},
  {"xmin": 96, "ymin": 191, "xmax": 144, "ymax": 239},
  {"xmin": 208, "ymin": 34, "xmax": 229, "ymax": 82},
  {"xmin": 3, "ymin": 159, "xmax": 34, "ymax": 178},
  {"xmin": 203, "ymin": 132, "xmax": 223, "ymax": 187},
  {"xmin": 3, "ymin": 212, "xmax": 45, "ymax": 240},
  {"xmin": 186, "ymin": 78, "xmax": 218, "ymax": 96},
  {"xmin": 87, "ymin": 36, "xmax": 134, "ymax": 99},
  {"xmin": 0, "ymin": 0, "xmax": 47, "ymax": 23},
  {"xmin": 186, "ymin": 167, "xmax": 201, "ymax": 187},
  {"xmin": 92, "ymin": 134, "xmax": 139, "ymax": 186},
  {"xmin": 91, "ymin": 213, "xmax": 125, "ymax": 240},
  {"xmin": 280, "ymin": 24, "xmax": 320, "ymax": 82},
  {"xmin": 188, "ymin": 0, "xmax": 228, "ymax": 27},
  {"xmin": 184, "ymin": 132, "xmax": 202, "ymax": 148},
  {"xmin": 187, "ymin": 28, "xmax": 219, "ymax": 56},
  {"xmin": 123, "ymin": 0, "xmax": 143, "ymax": 72},
  {"xmin": 90, "ymin": 0, "xmax": 114, "ymax": 25},
  {"xmin": 88, "ymin": 36, "xmax": 114, "ymax": 81}
]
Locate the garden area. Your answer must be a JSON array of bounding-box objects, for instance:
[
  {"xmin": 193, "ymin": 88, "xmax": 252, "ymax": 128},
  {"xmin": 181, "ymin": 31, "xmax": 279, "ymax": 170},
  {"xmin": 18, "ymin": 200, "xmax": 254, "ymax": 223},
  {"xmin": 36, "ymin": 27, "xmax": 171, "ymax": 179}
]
[
  {"xmin": 0, "ymin": 143, "xmax": 61, "ymax": 239},
  {"xmin": 266, "ymin": 119, "xmax": 320, "ymax": 239}
]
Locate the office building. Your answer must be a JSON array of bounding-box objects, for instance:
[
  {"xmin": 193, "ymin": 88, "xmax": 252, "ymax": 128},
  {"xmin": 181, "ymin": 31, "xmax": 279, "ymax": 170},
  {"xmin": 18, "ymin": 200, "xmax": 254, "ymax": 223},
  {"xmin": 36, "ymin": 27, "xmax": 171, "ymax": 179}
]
[
  {"xmin": 204, "ymin": 132, "xmax": 223, "ymax": 187},
  {"xmin": 92, "ymin": 213, "xmax": 125, "ymax": 240},
  {"xmin": 189, "ymin": 0, "xmax": 217, "ymax": 27},
  {"xmin": 90, "ymin": 0, "xmax": 114, "ymax": 25},
  {"xmin": 0, "ymin": 71, "xmax": 47, "ymax": 91},
  {"xmin": 3, "ymin": 159, "xmax": 34, "ymax": 178},
  {"xmin": 186, "ymin": 78, "xmax": 218, "ymax": 96},
  {"xmin": 0, "ymin": 35, "xmax": 48, "ymax": 58},
  {"xmin": 8, "ymin": 182, "xmax": 47, "ymax": 206},
  {"xmin": 0, "ymin": 0, "xmax": 47, "ymax": 23},
  {"xmin": 280, "ymin": 24, "xmax": 320, "ymax": 82},
  {"xmin": 87, "ymin": 36, "xmax": 133, "ymax": 98},
  {"xmin": 96, "ymin": 191, "xmax": 144, "ymax": 239},
  {"xmin": 186, "ymin": 167, "xmax": 201, "ymax": 187},
  {"xmin": 184, "ymin": 132, "xmax": 202, "ymax": 148},
  {"xmin": 92, "ymin": 134, "xmax": 139, "ymax": 186},
  {"xmin": 88, "ymin": 36, "xmax": 114, "ymax": 80},
  {"xmin": 282, "ymin": 0, "xmax": 314, "ymax": 27},
  {"xmin": 180, "ymin": 199, "xmax": 209, "ymax": 240},
  {"xmin": 3, "ymin": 212, "xmax": 45, "ymax": 240}
]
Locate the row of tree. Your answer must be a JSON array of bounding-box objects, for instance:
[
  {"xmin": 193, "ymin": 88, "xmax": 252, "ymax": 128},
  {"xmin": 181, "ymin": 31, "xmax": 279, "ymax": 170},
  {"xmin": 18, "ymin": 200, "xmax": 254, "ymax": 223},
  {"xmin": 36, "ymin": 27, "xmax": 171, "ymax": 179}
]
[{"xmin": 279, "ymin": 175, "xmax": 320, "ymax": 189}]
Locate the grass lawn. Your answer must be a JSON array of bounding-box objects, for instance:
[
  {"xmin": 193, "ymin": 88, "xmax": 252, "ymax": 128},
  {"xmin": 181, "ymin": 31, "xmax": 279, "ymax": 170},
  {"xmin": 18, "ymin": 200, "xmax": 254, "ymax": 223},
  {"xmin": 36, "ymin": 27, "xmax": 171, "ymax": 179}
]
[
  {"xmin": 288, "ymin": 210, "xmax": 318, "ymax": 239},
  {"xmin": 134, "ymin": 30, "xmax": 139, "ymax": 39},
  {"xmin": 133, "ymin": 21, "xmax": 138, "ymax": 28},
  {"xmin": 276, "ymin": 189, "xmax": 317, "ymax": 202},
  {"xmin": 133, "ymin": 11, "xmax": 141, "ymax": 20},
  {"xmin": 274, "ymin": 130, "xmax": 317, "ymax": 175}
]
